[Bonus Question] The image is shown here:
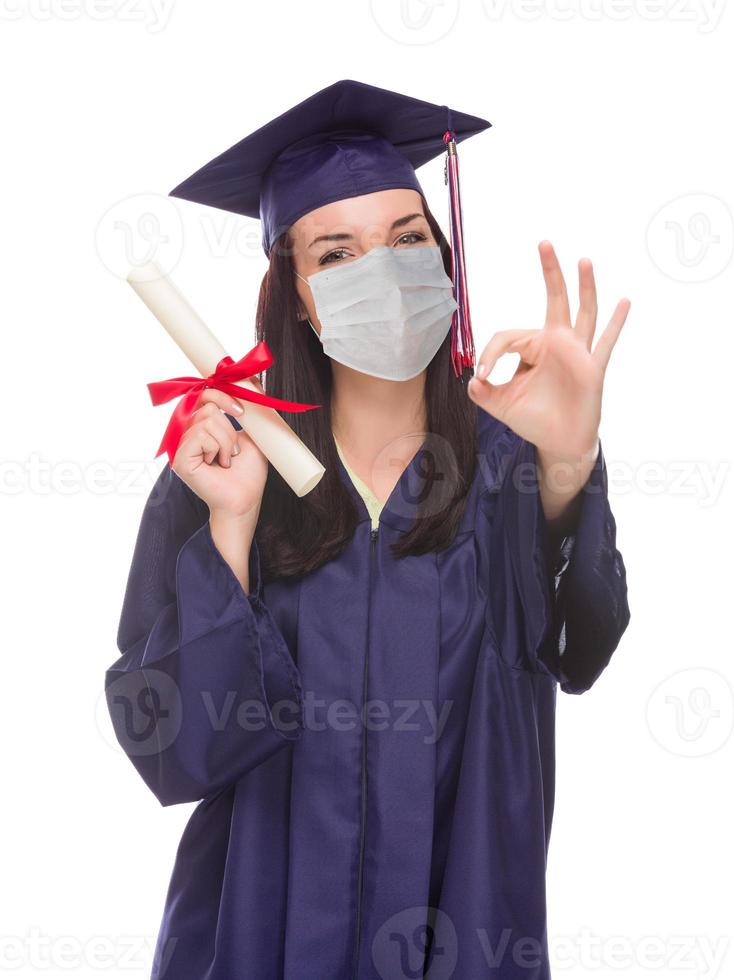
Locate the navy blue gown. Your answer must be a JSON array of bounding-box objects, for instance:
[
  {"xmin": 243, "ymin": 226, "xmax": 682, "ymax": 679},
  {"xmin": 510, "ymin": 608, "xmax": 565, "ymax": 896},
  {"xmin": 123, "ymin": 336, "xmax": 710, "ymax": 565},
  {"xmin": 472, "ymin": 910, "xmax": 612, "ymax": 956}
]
[{"xmin": 105, "ymin": 407, "xmax": 630, "ymax": 980}]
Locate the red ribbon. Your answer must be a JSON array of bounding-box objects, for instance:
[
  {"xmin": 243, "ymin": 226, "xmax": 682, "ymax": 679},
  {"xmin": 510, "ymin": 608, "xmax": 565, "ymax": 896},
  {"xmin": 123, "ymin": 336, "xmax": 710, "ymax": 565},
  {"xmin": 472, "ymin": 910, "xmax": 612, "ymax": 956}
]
[{"xmin": 147, "ymin": 340, "xmax": 321, "ymax": 464}]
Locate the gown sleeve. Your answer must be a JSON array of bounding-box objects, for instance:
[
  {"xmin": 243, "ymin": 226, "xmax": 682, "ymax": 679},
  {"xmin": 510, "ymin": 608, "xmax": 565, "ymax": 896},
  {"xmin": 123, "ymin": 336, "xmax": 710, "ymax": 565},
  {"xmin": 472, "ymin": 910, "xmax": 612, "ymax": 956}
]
[
  {"xmin": 105, "ymin": 464, "xmax": 304, "ymax": 806},
  {"xmin": 482, "ymin": 420, "xmax": 631, "ymax": 695}
]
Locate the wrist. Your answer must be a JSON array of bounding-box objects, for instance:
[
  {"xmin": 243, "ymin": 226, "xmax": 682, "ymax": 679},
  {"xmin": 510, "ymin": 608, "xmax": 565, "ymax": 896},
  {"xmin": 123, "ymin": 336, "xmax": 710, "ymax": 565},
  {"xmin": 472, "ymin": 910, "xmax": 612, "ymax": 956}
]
[
  {"xmin": 535, "ymin": 437, "xmax": 599, "ymax": 505},
  {"xmin": 537, "ymin": 436, "xmax": 599, "ymax": 465},
  {"xmin": 209, "ymin": 507, "xmax": 258, "ymax": 540},
  {"xmin": 209, "ymin": 501, "xmax": 260, "ymax": 525},
  {"xmin": 208, "ymin": 509, "xmax": 258, "ymax": 595}
]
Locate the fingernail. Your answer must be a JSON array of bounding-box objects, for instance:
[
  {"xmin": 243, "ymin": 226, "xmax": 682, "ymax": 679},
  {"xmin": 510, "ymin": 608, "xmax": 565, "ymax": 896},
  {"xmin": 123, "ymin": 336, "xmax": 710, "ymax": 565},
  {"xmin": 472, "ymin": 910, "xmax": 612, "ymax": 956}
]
[
  {"xmin": 233, "ymin": 444, "xmax": 240, "ymax": 455},
  {"xmin": 475, "ymin": 363, "xmax": 488, "ymax": 380},
  {"xmin": 230, "ymin": 401, "xmax": 244, "ymax": 414}
]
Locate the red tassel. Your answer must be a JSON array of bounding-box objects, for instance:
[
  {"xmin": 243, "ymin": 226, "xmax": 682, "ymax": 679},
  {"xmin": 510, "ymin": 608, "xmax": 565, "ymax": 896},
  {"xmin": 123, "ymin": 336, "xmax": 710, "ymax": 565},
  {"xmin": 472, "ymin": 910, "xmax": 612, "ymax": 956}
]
[{"xmin": 443, "ymin": 122, "xmax": 476, "ymax": 379}]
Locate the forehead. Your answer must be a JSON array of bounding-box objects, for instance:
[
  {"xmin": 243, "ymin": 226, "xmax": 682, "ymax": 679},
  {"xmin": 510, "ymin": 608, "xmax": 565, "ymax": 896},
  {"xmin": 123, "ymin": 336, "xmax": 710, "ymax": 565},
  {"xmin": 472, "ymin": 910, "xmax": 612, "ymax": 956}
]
[{"xmin": 289, "ymin": 187, "xmax": 426, "ymax": 248}]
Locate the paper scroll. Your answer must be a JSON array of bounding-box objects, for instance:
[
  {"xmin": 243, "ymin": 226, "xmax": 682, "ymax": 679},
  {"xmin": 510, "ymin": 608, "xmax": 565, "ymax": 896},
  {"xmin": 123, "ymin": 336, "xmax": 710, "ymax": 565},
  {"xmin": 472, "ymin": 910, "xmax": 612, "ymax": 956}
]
[{"xmin": 127, "ymin": 262, "xmax": 325, "ymax": 497}]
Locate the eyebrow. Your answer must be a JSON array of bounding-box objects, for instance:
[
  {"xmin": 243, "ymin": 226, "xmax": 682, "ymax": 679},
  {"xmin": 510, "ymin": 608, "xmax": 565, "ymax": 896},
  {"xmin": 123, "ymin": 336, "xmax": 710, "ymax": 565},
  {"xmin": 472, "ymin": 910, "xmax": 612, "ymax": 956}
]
[{"xmin": 308, "ymin": 212, "xmax": 427, "ymax": 250}]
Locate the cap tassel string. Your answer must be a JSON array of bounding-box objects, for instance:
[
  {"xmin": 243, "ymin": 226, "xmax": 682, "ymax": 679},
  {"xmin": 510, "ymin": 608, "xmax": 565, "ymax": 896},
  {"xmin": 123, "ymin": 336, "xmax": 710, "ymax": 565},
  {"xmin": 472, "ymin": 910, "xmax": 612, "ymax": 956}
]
[{"xmin": 443, "ymin": 118, "xmax": 476, "ymax": 379}]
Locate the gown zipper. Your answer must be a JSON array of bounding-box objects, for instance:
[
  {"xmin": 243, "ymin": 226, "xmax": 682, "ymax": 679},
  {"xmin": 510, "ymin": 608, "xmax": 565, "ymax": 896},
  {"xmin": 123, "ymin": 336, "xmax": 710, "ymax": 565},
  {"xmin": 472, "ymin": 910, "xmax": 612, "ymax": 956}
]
[{"xmin": 352, "ymin": 524, "xmax": 378, "ymax": 979}]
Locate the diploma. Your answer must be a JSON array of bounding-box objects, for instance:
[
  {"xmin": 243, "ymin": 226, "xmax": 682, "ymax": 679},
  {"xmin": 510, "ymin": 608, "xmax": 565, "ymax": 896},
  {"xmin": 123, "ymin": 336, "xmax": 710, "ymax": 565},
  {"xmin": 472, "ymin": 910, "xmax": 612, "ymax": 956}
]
[{"xmin": 127, "ymin": 262, "xmax": 326, "ymax": 497}]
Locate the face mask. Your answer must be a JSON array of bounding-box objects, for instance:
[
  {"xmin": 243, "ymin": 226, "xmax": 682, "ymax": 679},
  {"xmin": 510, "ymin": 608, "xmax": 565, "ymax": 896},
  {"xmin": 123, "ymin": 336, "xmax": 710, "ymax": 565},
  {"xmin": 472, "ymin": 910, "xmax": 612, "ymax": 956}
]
[{"xmin": 295, "ymin": 244, "xmax": 458, "ymax": 382}]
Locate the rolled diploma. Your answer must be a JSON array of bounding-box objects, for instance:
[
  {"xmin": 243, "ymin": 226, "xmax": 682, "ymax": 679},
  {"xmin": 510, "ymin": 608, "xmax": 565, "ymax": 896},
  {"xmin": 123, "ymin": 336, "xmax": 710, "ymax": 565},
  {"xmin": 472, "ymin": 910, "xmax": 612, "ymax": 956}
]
[{"xmin": 127, "ymin": 261, "xmax": 325, "ymax": 497}]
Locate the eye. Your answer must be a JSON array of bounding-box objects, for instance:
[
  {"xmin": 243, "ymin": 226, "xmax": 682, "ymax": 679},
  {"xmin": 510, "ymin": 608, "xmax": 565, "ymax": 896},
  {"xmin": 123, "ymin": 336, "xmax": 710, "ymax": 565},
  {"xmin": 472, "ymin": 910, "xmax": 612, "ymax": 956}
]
[
  {"xmin": 319, "ymin": 248, "xmax": 353, "ymax": 266},
  {"xmin": 394, "ymin": 231, "xmax": 428, "ymax": 247}
]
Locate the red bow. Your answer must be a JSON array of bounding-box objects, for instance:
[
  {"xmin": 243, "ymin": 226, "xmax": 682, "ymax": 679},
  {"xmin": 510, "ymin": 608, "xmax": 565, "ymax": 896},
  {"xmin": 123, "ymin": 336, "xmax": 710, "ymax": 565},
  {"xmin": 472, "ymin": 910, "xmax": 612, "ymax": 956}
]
[{"xmin": 147, "ymin": 340, "xmax": 321, "ymax": 464}]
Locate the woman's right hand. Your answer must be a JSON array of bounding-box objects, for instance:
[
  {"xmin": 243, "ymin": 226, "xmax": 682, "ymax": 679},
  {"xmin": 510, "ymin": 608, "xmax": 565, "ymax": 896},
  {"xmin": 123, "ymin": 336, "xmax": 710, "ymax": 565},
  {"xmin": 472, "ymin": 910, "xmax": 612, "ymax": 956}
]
[{"xmin": 171, "ymin": 384, "xmax": 269, "ymax": 520}]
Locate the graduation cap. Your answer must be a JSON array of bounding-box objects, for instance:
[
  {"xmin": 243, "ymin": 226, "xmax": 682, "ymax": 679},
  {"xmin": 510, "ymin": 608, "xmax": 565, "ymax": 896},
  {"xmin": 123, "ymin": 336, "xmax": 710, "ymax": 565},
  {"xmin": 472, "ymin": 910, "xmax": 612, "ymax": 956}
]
[{"xmin": 169, "ymin": 79, "xmax": 491, "ymax": 377}]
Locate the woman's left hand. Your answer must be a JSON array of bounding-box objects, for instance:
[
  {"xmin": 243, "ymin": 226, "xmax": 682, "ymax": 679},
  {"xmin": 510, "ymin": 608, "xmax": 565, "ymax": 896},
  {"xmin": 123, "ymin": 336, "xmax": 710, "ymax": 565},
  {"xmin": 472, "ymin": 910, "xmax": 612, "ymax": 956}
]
[{"xmin": 467, "ymin": 240, "xmax": 630, "ymax": 460}]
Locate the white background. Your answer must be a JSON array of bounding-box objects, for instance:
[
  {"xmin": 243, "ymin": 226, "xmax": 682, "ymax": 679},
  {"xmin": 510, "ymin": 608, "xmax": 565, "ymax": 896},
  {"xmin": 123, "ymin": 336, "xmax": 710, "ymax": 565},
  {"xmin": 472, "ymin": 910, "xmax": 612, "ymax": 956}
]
[{"xmin": 1, "ymin": 1, "xmax": 732, "ymax": 977}]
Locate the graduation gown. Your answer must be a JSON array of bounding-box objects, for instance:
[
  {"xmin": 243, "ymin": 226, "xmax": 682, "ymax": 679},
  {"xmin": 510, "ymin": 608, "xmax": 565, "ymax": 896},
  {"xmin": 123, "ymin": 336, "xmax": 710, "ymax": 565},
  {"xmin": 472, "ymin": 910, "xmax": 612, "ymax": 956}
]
[{"xmin": 105, "ymin": 407, "xmax": 630, "ymax": 980}]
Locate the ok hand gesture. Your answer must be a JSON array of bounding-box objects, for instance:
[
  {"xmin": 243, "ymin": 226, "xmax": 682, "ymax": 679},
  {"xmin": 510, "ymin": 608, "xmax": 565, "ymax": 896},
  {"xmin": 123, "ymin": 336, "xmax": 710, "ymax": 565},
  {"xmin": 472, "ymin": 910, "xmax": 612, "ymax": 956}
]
[{"xmin": 468, "ymin": 241, "xmax": 630, "ymax": 461}]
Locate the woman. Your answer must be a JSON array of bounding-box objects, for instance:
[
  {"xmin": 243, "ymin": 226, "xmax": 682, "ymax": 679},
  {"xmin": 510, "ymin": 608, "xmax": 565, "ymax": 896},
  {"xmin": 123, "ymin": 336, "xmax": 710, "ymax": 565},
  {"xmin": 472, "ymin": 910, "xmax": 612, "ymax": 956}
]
[{"xmin": 106, "ymin": 80, "xmax": 631, "ymax": 980}]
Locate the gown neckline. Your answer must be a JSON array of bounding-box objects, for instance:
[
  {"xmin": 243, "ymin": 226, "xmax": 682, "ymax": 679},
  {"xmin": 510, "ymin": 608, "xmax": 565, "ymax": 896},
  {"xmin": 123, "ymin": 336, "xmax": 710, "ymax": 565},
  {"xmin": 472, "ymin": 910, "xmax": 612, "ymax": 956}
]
[{"xmin": 332, "ymin": 432, "xmax": 427, "ymax": 532}]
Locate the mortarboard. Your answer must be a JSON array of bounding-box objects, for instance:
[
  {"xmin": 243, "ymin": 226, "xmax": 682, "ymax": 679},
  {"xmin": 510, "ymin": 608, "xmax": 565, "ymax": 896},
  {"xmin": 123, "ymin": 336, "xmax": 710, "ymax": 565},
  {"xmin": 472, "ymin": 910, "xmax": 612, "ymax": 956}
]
[{"xmin": 169, "ymin": 79, "xmax": 491, "ymax": 377}]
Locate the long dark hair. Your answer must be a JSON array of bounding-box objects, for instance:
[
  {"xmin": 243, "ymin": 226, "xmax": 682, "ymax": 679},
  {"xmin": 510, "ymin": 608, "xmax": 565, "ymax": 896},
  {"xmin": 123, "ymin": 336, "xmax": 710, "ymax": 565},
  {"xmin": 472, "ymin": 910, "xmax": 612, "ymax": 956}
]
[{"xmin": 254, "ymin": 192, "xmax": 480, "ymax": 583}]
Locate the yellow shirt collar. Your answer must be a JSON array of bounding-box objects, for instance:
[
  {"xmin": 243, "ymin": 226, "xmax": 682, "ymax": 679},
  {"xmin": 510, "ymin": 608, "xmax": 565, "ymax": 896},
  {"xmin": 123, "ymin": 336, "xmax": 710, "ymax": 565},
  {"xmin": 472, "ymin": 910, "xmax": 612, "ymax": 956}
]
[{"xmin": 333, "ymin": 436, "xmax": 383, "ymax": 531}]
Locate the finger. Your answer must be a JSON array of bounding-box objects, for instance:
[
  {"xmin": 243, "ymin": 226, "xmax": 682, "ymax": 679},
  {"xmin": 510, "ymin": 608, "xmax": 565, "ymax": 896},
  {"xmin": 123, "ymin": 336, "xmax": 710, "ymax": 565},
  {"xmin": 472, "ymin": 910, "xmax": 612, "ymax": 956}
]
[
  {"xmin": 539, "ymin": 240, "xmax": 572, "ymax": 328},
  {"xmin": 188, "ymin": 399, "xmax": 243, "ymax": 443},
  {"xmin": 178, "ymin": 428, "xmax": 222, "ymax": 468},
  {"xmin": 188, "ymin": 401, "xmax": 220, "ymax": 425},
  {"xmin": 467, "ymin": 372, "xmax": 515, "ymax": 421},
  {"xmin": 504, "ymin": 333, "xmax": 542, "ymax": 366},
  {"xmin": 471, "ymin": 329, "xmax": 538, "ymax": 420},
  {"xmin": 186, "ymin": 402, "xmax": 231, "ymax": 449},
  {"xmin": 195, "ymin": 387, "xmax": 246, "ymax": 417},
  {"xmin": 475, "ymin": 329, "xmax": 539, "ymax": 380},
  {"xmin": 189, "ymin": 414, "xmax": 241, "ymax": 468},
  {"xmin": 193, "ymin": 401, "xmax": 247, "ymax": 454},
  {"xmin": 201, "ymin": 414, "xmax": 242, "ymax": 467},
  {"xmin": 574, "ymin": 257, "xmax": 598, "ymax": 352},
  {"xmin": 593, "ymin": 298, "xmax": 631, "ymax": 372}
]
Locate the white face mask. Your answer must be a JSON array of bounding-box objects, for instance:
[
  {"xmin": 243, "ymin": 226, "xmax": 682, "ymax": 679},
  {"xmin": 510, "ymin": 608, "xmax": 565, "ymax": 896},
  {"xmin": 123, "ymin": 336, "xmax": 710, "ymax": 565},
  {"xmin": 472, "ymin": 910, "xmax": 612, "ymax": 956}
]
[{"xmin": 295, "ymin": 244, "xmax": 458, "ymax": 382}]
